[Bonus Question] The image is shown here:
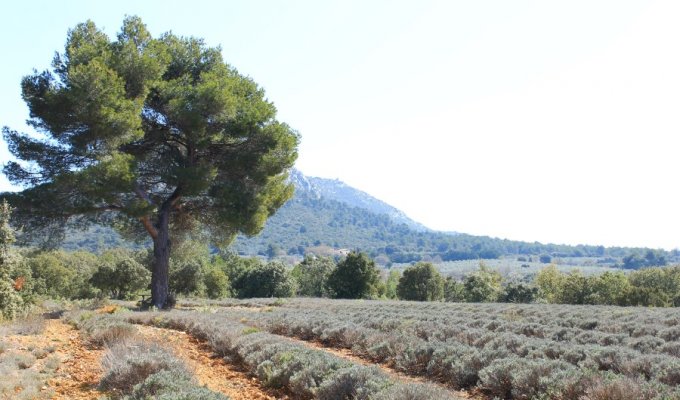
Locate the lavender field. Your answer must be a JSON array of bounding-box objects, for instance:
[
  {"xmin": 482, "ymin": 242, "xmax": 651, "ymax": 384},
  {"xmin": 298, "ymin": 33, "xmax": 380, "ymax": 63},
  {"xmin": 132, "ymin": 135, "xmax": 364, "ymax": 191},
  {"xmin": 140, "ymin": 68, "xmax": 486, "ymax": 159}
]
[{"xmin": 174, "ymin": 298, "xmax": 680, "ymax": 399}]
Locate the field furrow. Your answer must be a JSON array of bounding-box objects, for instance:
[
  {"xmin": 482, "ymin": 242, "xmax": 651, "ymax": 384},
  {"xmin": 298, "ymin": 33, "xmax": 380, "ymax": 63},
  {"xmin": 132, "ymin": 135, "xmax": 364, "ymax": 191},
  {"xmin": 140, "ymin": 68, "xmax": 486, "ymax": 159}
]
[
  {"xmin": 135, "ymin": 323, "xmax": 284, "ymax": 400},
  {"xmin": 180, "ymin": 298, "xmax": 680, "ymax": 399},
  {"xmin": 127, "ymin": 311, "xmax": 463, "ymax": 399}
]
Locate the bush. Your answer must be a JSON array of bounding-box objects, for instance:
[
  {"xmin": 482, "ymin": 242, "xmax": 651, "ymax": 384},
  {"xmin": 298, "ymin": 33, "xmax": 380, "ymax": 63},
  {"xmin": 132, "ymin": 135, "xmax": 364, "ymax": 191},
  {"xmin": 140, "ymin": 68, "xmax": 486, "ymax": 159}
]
[
  {"xmin": 500, "ymin": 281, "xmax": 538, "ymax": 303},
  {"xmin": 291, "ymin": 256, "xmax": 335, "ymax": 297},
  {"xmin": 127, "ymin": 370, "xmax": 228, "ymax": 400},
  {"xmin": 170, "ymin": 259, "xmax": 206, "ymax": 297},
  {"xmin": 0, "ymin": 201, "xmax": 23, "ymax": 320},
  {"xmin": 479, "ymin": 357, "xmax": 518, "ymax": 397},
  {"xmin": 443, "ymin": 278, "xmax": 465, "ymax": 302},
  {"xmin": 14, "ymin": 353, "xmax": 36, "ymax": 369},
  {"xmin": 316, "ymin": 366, "xmax": 392, "ymax": 400},
  {"xmin": 203, "ymin": 265, "xmax": 230, "ymax": 299},
  {"xmin": 463, "ymin": 264, "xmax": 502, "ymax": 302},
  {"xmin": 88, "ymin": 320, "xmax": 138, "ymax": 348},
  {"xmin": 372, "ymin": 383, "xmax": 456, "ymax": 400},
  {"xmin": 327, "ymin": 252, "xmax": 380, "ymax": 299},
  {"xmin": 396, "ymin": 262, "xmax": 444, "ymax": 301},
  {"xmin": 236, "ymin": 261, "xmax": 296, "ymax": 298},
  {"xmin": 99, "ymin": 340, "xmax": 188, "ymax": 395},
  {"xmin": 90, "ymin": 250, "xmax": 150, "ymax": 300},
  {"xmin": 579, "ymin": 375, "xmax": 659, "ymax": 400}
]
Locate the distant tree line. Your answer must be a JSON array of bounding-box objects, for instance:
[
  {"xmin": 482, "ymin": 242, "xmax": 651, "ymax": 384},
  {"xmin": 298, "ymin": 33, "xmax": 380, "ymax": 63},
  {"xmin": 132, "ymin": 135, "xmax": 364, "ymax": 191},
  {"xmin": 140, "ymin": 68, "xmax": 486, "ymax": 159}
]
[
  {"xmin": 2, "ymin": 212, "xmax": 680, "ymax": 321},
  {"xmin": 54, "ymin": 188, "xmax": 679, "ymax": 267}
]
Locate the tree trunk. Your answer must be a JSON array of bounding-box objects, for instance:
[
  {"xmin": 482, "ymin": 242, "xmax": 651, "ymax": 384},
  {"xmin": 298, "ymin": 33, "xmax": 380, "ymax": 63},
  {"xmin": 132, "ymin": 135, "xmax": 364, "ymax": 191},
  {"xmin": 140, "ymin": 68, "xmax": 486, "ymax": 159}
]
[{"xmin": 151, "ymin": 208, "xmax": 171, "ymax": 309}]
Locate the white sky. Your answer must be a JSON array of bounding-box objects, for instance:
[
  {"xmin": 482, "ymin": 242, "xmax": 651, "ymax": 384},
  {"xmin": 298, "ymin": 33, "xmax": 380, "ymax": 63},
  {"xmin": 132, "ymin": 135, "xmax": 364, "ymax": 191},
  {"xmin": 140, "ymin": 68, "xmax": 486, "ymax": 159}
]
[{"xmin": 0, "ymin": 1, "xmax": 678, "ymax": 249}]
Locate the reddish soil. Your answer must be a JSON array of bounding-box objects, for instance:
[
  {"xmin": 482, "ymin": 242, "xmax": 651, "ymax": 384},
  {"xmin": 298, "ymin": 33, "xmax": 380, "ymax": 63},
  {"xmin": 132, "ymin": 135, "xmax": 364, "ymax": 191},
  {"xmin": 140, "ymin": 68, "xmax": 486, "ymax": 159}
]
[
  {"xmin": 6, "ymin": 315, "xmax": 285, "ymax": 400},
  {"xmin": 47, "ymin": 319, "xmax": 105, "ymax": 400},
  {"xmin": 135, "ymin": 324, "xmax": 287, "ymax": 400},
  {"xmin": 1, "ymin": 318, "xmax": 106, "ymax": 400}
]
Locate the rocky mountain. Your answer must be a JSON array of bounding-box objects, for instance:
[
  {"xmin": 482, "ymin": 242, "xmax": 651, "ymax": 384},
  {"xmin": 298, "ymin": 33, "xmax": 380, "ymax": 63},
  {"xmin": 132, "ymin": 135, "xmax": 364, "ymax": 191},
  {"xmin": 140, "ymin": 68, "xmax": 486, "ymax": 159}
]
[
  {"xmin": 57, "ymin": 169, "xmax": 670, "ymax": 265},
  {"xmin": 287, "ymin": 170, "xmax": 429, "ymax": 231}
]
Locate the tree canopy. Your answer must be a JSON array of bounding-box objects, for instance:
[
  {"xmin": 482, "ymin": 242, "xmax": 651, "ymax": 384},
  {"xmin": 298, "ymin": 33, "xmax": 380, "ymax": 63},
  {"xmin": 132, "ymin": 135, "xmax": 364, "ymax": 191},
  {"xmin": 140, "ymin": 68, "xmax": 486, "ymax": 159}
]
[
  {"xmin": 396, "ymin": 262, "xmax": 444, "ymax": 301},
  {"xmin": 327, "ymin": 251, "xmax": 380, "ymax": 299},
  {"xmin": 2, "ymin": 16, "xmax": 299, "ymax": 307}
]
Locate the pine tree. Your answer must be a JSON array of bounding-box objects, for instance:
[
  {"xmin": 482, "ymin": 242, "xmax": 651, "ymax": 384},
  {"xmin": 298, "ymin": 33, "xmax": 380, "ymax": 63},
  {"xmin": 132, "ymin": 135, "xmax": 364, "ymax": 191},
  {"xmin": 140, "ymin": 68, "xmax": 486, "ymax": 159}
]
[{"xmin": 2, "ymin": 17, "xmax": 298, "ymax": 308}]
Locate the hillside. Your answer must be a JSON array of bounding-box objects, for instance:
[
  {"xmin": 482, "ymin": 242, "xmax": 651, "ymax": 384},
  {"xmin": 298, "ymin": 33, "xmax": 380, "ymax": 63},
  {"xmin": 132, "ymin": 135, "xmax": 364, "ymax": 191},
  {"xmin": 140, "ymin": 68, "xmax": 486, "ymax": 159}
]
[
  {"xmin": 288, "ymin": 170, "xmax": 430, "ymax": 231},
  {"xmin": 231, "ymin": 171, "xmax": 675, "ymax": 265},
  {"xmin": 56, "ymin": 170, "xmax": 677, "ymax": 266}
]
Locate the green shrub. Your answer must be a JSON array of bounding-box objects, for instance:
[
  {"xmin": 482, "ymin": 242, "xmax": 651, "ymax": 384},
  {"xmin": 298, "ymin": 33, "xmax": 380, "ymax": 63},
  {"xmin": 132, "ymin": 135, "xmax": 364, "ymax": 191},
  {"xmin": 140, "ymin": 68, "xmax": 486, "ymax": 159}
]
[
  {"xmin": 291, "ymin": 256, "xmax": 335, "ymax": 297},
  {"xmin": 90, "ymin": 250, "xmax": 150, "ymax": 300},
  {"xmin": 0, "ymin": 201, "xmax": 22, "ymax": 320},
  {"xmin": 396, "ymin": 262, "xmax": 444, "ymax": 301},
  {"xmin": 236, "ymin": 261, "xmax": 296, "ymax": 298},
  {"xmin": 463, "ymin": 264, "xmax": 503, "ymax": 302},
  {"xmin": 327, "ymin": 252, "xmax": 380, "ymax": 299},
  {"xmin": 203, "ymin": 265, "xmax": 231, "ymax": 299}
]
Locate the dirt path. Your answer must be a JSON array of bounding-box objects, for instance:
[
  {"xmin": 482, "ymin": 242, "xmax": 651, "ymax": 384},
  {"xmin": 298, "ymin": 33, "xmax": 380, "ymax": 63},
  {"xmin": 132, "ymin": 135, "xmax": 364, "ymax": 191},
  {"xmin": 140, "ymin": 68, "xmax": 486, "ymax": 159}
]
[
  {"xmin": 47, "ymin": 319, "xmax": 105, "ymax": 400},
  {"xmin": 135, "ymin": 324, "xmax": 287, "ymax": 400},
  {"xmin": 1, "ymin": 318, "xmax": 106, "ymax": 400}
]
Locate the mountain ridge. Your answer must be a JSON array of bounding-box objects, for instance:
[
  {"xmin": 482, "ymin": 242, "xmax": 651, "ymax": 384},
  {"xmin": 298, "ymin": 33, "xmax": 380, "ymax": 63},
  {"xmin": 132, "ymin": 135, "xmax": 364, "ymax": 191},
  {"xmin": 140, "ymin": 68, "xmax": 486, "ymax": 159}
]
[
  {"xmin": 288, "ymin": 169, "xmax": 430, "ymax": 232},
  {"xmin": 53, "ymin": 169, "xmax": 677, "ymax": 266}
]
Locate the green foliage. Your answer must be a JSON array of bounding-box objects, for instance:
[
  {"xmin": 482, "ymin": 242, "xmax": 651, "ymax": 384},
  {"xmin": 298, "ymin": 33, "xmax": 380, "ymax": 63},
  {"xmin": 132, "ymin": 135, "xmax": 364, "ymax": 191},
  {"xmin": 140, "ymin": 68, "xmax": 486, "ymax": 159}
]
[
  {"xmin": 383, "ymin": 270, "xmax": 401, "ymax": 300},
  {"xmin": 627, "ymin": 266, "xmax": 680, "ymax": 307},
  {"xmin": 290, "ymin": 256, "xmax": 335, "ymax": 297},
  {"xmin": 226, "ymin": 174, "xmax": 679, "ymax": 265},
  {"xmin": 534, "ymin": 265, "xmax": 565, "ymax": 304},
  {"xmin": 443, "ymin": 277, "xmax": 466, "ymax": 302},
  {"xmin": 203, "ymin": 265, "xmax": 231, "ymax": 299},
  {"xmin": 587, "ymin": 271, "xmax": 631, "ymax": 305},
  {"xmin": 235, "ymin": 261, "xmax": 296, "ymax": 298},
  {"xmin": 169, "ymin": 260, "xmax": 205, "ymax": 297},
  {"xmin": 500, "ymin": 281, "xmax": 538, "ymax": 303},
  {"xmin": 533, "ymin": 264, "xmax": 680, "ymax": 307},
  {"xmin": 2, "ymin": 16, "xmax": 299, "ymax": 308},
  {"xmin": 462, "ymin": 263, "xmax": 503, "ymax": 302},
  {"xmin": 327, "ymin": 252, "xmax": 380, "ymax": 299},
  {"xmin": 26, "ymin": 250, "xmax": 99, "ymax": 299},
  {"xmin": 396, "ymin": 262, "xmax": 444, "ymax": 301},
  {"xmin": 26, "ymin": 252, "xmax": 76, "ymax": 299},
  {"xmin": 216, "ymin": 254, "xmax": 261, "ymax": 287},
  {"xmin": 90, "ymin": 250, "xmax": 150, "ymax": 299},
  {"xmin": 559, "ymin": 271, "xmax": 592, "ymax": 304},
  {"xmin": 0, "ymin": 201, "xmax": 22, "ymax": 320},
  {"xmin": 621, "ymin": 250, "xmax": 667, "ymax": 269}
]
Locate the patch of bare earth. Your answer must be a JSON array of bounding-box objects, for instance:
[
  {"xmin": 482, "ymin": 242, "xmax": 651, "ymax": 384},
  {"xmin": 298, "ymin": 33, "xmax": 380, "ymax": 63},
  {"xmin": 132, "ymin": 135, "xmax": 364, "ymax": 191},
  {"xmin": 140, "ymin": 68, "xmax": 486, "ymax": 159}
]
[
  {"xmin": 46, "ymin": 319, "xmax": 105, "ymax": 400},
  {"xmin": 135, "ymin": 324, "xmax": 287, "ymax": 400},
  {"xmin": 2, "ymin": 318, "xmax": 105, "ymax": 399}
]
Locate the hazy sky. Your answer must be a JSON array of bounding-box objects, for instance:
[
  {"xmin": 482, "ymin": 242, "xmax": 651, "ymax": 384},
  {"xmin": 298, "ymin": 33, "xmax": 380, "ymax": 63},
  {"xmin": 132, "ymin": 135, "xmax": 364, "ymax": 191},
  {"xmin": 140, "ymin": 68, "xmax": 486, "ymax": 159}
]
[{"xmin": 1, "ymin": 1, "xmax": 678, "ymax": 250}]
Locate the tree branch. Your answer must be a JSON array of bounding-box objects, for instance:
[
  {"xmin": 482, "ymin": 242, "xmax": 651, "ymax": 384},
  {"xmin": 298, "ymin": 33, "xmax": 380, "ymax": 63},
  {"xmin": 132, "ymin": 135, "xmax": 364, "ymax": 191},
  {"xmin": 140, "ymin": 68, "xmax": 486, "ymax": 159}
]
[
  {"xmin": 134, "ymin": 182, "xmax": 156, "ymax": 207},
  {"xmin": 140, "ymin": 215, "xmax": 158, "ymax": 239}
]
